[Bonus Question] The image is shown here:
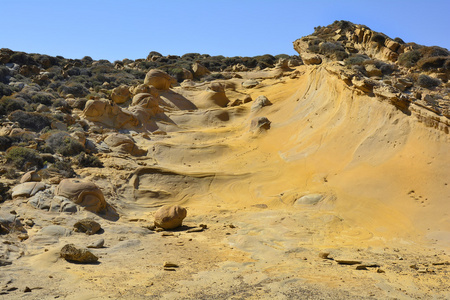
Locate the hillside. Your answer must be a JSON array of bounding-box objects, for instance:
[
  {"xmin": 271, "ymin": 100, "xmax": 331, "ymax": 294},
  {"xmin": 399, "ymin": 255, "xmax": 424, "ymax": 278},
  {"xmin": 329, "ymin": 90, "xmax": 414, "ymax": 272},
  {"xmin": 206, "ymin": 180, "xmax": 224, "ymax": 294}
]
[{"xmin": 0, "ymin": 21, "xmax": 450, "ymax": 299}]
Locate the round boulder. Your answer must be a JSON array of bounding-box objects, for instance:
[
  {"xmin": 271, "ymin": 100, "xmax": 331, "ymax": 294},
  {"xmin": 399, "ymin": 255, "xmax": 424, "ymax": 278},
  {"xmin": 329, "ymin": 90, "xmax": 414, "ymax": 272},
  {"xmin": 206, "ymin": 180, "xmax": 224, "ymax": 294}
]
[
  {"xmin": 111, "ymin": 85, "xmax": 131, "ymax": 104},
  {"xmin": 154, "ymin": 205, "xmax": 187, "ymax": 230},
  {"xmin": 55, "ymin": 179, "xmax": 107, "ymax": 213},
  {"xmin": 144, "ymin": 69, "xmax": 176, "ymax": 90}
]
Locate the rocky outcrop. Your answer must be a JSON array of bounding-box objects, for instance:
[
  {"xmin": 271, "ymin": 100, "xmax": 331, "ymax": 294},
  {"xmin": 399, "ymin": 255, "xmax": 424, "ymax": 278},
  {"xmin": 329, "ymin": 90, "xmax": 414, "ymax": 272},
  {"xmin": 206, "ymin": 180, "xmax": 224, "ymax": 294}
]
[{"xmin": 82, "ymin": 99, "xmax": 139, "ymax": 129}]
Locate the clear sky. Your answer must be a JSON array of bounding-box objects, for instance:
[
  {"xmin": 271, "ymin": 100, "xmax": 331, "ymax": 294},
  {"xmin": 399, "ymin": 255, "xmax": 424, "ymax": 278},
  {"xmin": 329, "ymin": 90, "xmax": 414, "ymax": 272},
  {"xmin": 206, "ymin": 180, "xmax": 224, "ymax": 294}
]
[{"xmin": 1, "ymin": 0, "xmax": 449, "ymax": 61}]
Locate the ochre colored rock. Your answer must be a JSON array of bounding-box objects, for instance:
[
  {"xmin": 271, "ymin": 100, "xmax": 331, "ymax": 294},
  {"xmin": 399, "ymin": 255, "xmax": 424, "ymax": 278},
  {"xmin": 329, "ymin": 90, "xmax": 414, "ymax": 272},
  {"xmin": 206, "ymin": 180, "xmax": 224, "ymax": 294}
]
[
  {"xmin": 144, "ymin": 69, "xmax": 176, "ymax": 90},
  {"xmin": 111, "ymin": 85, "xmax": 131, "ymax": 104},
  {"xmin": 154, "ymin": 205, "xmax": 187, "ymax": 230}
]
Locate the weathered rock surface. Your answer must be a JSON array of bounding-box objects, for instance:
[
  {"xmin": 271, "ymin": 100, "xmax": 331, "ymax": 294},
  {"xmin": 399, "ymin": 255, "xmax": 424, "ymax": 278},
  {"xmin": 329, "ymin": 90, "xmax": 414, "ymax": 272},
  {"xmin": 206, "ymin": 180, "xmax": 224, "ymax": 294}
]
[
  {"xmin": 60, "ymin": 244, "xmax": 98, "ymax": 263},
  {"xmin": 144, "ymin": 69, "xmax": 176, "ymax": 90},
  {"xmin": 20, "ymin": 171, "xmax": 41, "ymax": 183},
  {"xmin": 154, "ymin": 205, "xmax": 187, "ymax": 230},
  {"xmin": 104, "ymin": 133, "xmax": 147, "ymax": 156},
  {"xmin": 251, "ymin": 95, "xmax": 272, "ymax": 112},
  {"xmin": 74, "ymin": 218, "xmax": 101, "ymax": 235},
  {"xmin": 111, "ymin": 85, "xmax": 131, "ymax": 104},
  {"xmin": 55, "ymin": 179, "xmax": 107, "ymax": 213},
  {"xmin": 250, "ymin": 117, "xmax": 271, "ymax": 131},
  {"xmin": 12, "ymin": 182, "xmax": 46, "ymax": 199}
]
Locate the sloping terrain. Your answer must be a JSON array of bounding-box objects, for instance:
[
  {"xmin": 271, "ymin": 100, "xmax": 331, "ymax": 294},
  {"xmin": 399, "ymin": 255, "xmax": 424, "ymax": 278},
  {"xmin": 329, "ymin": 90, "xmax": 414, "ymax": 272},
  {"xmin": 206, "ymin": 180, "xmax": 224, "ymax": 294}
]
[{"xmin": 1, "ymin": 21, "xmax": 450, "ymax": 299}]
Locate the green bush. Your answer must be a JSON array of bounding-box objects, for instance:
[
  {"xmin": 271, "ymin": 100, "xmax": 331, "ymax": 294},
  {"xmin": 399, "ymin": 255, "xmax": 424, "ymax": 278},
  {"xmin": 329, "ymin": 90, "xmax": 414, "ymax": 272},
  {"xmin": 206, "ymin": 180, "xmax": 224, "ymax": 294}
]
[
  {"xmin": 6, "ymin": 146, "xmax": 43, "ymax": 170},
  {"xmin": 0, "ymin": 66, "xmax": 10, "ymax": 84},
  {"xmin": 417, "ymin": 74, "xmax": 441, "ymax": 89},
  {"xmin": 8, "ymin": 110, "xmax": 51, "ymax": 131},
  {"xmin": 371, "ymin": 33, "xmax": 386, "ymax": 45},
  {"xmin": 345, "ymin": 54, "xmax": 370, "ymax": 66},
  {"xmin": 75, "ymin": 152, "xmax": 103, "ymax": 168},
  {"xmin": 0, "ymin": 83, "xmax": 14, "ymax": 98},
  {"xmin": 417, "ymin": 56, "xmax": 448, "ymax": 70},
  {"xmin": 57, "ymin": 82, "xmax": 89, "ymax": 97},
  {"xmin": 398, "ymin": 50, "xmax": 421, "ymax": 67},
  {"xmin": 48, "ymin": 159, "xmax": 76, "ymax": 178},
  {"xmin": 45, "ymin": 132, "xmax": 85, "ymax": 156},
  {"xmin": 31, "ymin": 92, "xmax": 54, "ymax": 105}
]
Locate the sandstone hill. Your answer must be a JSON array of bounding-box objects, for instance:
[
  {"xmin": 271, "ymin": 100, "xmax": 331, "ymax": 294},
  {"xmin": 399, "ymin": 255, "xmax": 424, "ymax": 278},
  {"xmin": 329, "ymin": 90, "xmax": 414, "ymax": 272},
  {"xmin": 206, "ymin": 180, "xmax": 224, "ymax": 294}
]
[{"xmin": 0, "ymin": 21, "xmax": 449, "ymax": 299}]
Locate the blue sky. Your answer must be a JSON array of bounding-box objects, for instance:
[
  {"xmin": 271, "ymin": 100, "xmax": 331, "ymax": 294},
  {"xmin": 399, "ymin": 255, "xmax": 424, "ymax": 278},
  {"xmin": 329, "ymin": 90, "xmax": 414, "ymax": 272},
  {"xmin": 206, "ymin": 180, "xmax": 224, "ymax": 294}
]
[{"xmin": 1, "ymin": 0, "xmax": 449, "ymax": 61}]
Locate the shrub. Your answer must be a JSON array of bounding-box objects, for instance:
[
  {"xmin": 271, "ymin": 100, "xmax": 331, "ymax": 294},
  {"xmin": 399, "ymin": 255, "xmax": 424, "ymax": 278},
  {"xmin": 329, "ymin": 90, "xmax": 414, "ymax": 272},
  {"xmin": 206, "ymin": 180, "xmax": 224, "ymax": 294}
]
[
  {"xmin": 0, "ymin": 136, "xmax": 14, "ymax": 151},
  {"xmin": 345, "ymin": 54, "xmax": 370, "ymax": 66},
  {"xmin": 57, "ymin": 82, "xmax": 89, "ymax": 97},
  {"xmin": 6, "ymin": 146, "xmax": 43, "ymax": 170},
  {"xmin": 75, "ymin": 152, "xmax": 103, "ymax": 168},
  {"xmin": 9, "ymin": 52, "xmax": 36, "ymax": 65},
  {"xmin": 417, "ymin": 56, "xmax": 448, "ymax": 70},
  {"xmin": 398, "ymin": 50, "xmax": 421, "ymax": 67},
  {"xmin": 0, "ymin": 66, "xmax": 10, "ymax": 84},
  {"xmin": 0, "ymin": 96, "xmax": 26, "ymax": 115},
  {"xmin": 45, "ymin": 132, "xmax": 85, "ymax": 156},
  {"xmin": 371, "ymin": 33, "xmax": 386, "ymax": 45},
  {"xmin": 8, "ymin": 110, "xmax": 51, "ymax": 131},
  {"xmin": 31, "ymin": 92, "xmax": 54, "ymax": 105},
  {"xmin": 0, "ymin": 83, "xmax": 14, "ymax": 98},
  {"xmin": 417, "ymin": 74, "xmax": 441, "ymax": 89},
  {"xmin": 48, "ymin": 159, "xmax": 76, "ymax": 178},
  {"xmin": 394, "ymin": 37, "xmax": 405, "ymax": 44}
]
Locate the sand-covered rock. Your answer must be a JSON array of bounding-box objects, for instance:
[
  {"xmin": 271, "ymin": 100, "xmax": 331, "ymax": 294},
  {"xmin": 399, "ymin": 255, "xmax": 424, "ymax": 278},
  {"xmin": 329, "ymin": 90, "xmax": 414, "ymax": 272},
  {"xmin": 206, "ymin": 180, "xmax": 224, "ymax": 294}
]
[
  {"xmin": 251, "ymin": 95, "xmax": 272, "ymax": 112},
  {"xmin": 154, "ymin": 205, "xmax": 187, "ymax": 229}
]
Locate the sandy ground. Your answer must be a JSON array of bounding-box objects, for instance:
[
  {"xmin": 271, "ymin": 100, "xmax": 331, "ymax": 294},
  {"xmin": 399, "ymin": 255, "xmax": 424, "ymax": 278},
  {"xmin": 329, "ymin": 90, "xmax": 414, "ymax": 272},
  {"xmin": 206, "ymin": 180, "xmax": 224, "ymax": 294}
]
[{"xmin": 1, "ymin": 64, "xmax": 450, "ymax": 299}]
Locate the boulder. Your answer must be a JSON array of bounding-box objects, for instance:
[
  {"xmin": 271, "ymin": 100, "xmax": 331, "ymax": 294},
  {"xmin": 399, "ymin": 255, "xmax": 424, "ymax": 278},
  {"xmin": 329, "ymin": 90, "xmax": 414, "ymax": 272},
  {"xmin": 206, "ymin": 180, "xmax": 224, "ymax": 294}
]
[
  {"xmin": 74, "ymin": 218, "xmax": 101, "ymax": 235},
  {"xmin": 20, "ymin": 170, "xmax": 41, "ymax": 183},
  {"xmin": 0, "ymin": 213, "xmax": 24, "ymax": 234},
  {"xmin": 251, "ymin": 95, "xmax": 272, "ymax": 112},
  {"xmin": 250, "ymin": 117, "xmax": 271, "ymax": 131},
  {"xmin": 130, "ymin": 84, "xmax": 159, "ymax": 97},
  {"xmin": 104, "ymin": 133, "xmax": 147, "ymax": 156},
  {"xmin": 111, "ymin": 85, "xmax": 131, "ymax": 104},
  {"xmin": 131, "ymin": 93, "xmax": 160, "ymax": 111},
  {"xmin": 154, "ymin": 205, "xmax": 187, "ymax": 230},
  {"xmin": 192, "ymin": 62, "xmax": 210, "ymax": 77},
  {"xmin": 55, "ymin": 179, "xmax": 107, "ymax": 213},
  {"xmin": 242, "ymin": 80, "xmax": 259, "ymax": 88},
  {"xmin": 301, "ymin": 53, "xmax": 322, "ymax": 65},
  {"xmin": 144, "ymin": 69, "xmax": 176, "ymax": 90},
  {"xmin": 12, "ymin": 182, "xmax": 46, "ymax": 198},
  {"xmin": 200, "ymin": 83, "xmax": 230, "ymax": 107},
  {"xmin": 82, "ymin": 99, "xmax": 139, "ymax": 129},
  {"xmin": 60, "ymin": 244, "xmax": 98, "ymax": 263},
  {"xmin": 365, "ymin": 64, "xmax": 382, "ymax": 77}
]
